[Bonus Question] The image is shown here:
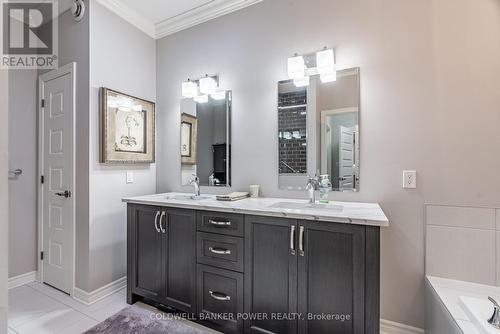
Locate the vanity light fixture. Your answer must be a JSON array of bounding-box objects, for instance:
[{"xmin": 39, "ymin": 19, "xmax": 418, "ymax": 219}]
[
  {"xmin": 287, "ymin": 47, "xmax": 337, "ymax": 87},
  {"xmin": 182, "ymin": 79, "xmax": 198, "ymax": 98},
  {"xmin": 199, "ymin": 75, "xmax": 217, "ymax": 95}
]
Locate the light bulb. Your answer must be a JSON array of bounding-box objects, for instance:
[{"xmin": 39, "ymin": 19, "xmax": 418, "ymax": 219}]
[
  {"xmin": 194, "ymin": 95, "xmax": 209, "ymax": 103},
  {"xmin": 199, "ymin": 76, "xmax": 217, "ymax": 95},
  {"xmin": 316, "ymin": 48, "xmax": 335, "ymax": 75},
  {"xmin": 287, "ymin": 55, "xmax": 305, "ymax": 79},
  {"xmin": 320, "ymin": 71, "xmax": 337, "ymax": 83},
  {"xmin": 211, "ymin": 91, "xmax": 226, "ymax": 100},
  {"xmin": 182, "ymin": 80, "xmax": 198, "ymax": 98},
  {"xmin": 293, "ymin": 76, "xmax": 310, "ymax": 87}
]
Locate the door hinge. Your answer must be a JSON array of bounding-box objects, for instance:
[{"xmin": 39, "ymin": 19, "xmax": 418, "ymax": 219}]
[
  {"xmin": 40, "ymin": 251, "xmax": 44, "ymax": 261},
  {"xmin": 40, "ymin": 175, "xmax": 44, "ymax": 184},
  {"xmin": 41, "ymin": 99, "xmax": 45, "ymax": 108}
]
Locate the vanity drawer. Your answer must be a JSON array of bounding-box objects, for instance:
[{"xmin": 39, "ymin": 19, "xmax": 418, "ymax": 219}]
[
  {"xmin": 197, "ymin": 232, "xmax": 244, "ymax": 272},
  {"xmin": 197, "ymin": 265, "xmax": 243, "ymax": 334},
  {"xmin": 197, "ymin": 211, "xmax": 244, "ymax": 237}
]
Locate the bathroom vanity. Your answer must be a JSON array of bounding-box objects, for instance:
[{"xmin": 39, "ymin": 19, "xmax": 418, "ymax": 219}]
[{"xmin": 124, "ymin": 193, "xmax": 388, "ymax": 334}]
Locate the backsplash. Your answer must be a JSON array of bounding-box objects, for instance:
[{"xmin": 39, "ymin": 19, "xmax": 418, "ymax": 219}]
[{"xmin": 278, "ymin": 89, "xmax": 307, "ymax": 174}]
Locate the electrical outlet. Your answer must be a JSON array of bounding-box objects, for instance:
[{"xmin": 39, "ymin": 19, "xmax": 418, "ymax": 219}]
[
  {"xmin": 126, "ymin": 171, "xmax": 134, "ymax": 184},
  {"xmin": 403, "ymin": 170, "xmax": 417, "ymax": 189}
]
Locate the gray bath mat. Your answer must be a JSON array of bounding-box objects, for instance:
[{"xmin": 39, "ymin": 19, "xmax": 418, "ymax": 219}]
[{"xmin": 84, "ymin": 304, "xmax": 213, "ymax": 334}]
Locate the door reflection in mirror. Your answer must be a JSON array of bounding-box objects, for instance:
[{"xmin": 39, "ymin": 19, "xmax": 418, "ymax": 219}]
[
  {"xmin": 180, "ymin": 92, "xmax": 232, "ymax": 187},
  {"xmin": 278, "ymin": 68, "xmax": 360, "ymax": 192}
]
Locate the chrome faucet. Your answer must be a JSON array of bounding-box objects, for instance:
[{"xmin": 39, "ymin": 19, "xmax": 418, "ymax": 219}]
[
  {"xmin": 306, "ymin": 175, "xmax": 320, "ymax": 203},
  {"xmin": 189, "ymin": 175, "xmax": 200, "ymax": 197},
  {"xmin": 488, "ymin": 296, "xmax": 500, "ymax": 329}
]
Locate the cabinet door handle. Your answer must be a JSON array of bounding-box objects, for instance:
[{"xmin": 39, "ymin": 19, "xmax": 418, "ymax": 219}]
[
  {"xmin": 208, "ymin": 219, "xmax": 231, "ymax": 227},
  {"xmin": 209, "ymin": 290, "xmax": 231, "ymax": 301},
  {"xmin": 298, "ymin": 226, "xmax": 305, "ymax": 256},
  {"xmin": 290, "ymin": 225, "xmax": 296, "ymax": 255},
  {"xmin": 154, "ymin": 211, "xmax": 161, "ymax": 233},
  {"xmin": 209, "ymin": 247, "xmax": 231, "ymax": 255},
  {"xmin": 159, "ymin": 211, "xmax": 166, "ymax": 234}
]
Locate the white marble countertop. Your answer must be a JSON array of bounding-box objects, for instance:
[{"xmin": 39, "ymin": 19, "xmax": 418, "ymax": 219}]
[
  {"xmin": 122, "ymin": 192, "xmax": 389, "ymax": 227},
  {"xmin": 427, "ymin": 276, "xmax": 500, "ymax": 334}
]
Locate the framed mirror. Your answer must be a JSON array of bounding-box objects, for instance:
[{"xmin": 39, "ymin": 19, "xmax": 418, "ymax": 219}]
[
  {"xmin": 180, "ymin": 91, "xmax": 232, "ymax": 187},
  {"xmin": 278, "ymin": 68, "xmax": 360, "ymax": 192}
]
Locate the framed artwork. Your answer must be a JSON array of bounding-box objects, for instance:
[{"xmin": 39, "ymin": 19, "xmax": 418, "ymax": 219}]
[
  {"xmin": 181, "ymin": 113, "xmax": 197, "ymax": 165},
  {"xmin": 100, "ymin": 87, "xmax": 155, "ymax": 163}
]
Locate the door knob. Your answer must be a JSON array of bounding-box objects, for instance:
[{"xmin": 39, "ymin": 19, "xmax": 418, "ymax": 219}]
[{"xmin": 55, "ymin": 190, "xmax": 71, "ymax": 198}]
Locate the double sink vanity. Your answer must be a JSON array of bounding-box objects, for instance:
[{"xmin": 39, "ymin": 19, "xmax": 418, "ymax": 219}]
[
  {"xmin": 123, "ymin": 62, "xmax": 389, "ymax": 333},
  {"xmin": 123, "ymin": 193, "xmax": 388, "ymax": 334}
]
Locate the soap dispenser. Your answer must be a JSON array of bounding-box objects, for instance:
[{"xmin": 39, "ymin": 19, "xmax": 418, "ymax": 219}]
[{"xmin": 319, "ymin": 175, "xmax": 332, "ymax": 204}]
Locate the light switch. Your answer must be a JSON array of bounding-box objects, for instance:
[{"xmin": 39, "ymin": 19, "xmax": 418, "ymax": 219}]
[
  {"xmin": 126, "ymin": 171, "xmax": 134, "ymax": 184},
  {"xmin": 402, "ymin": 170, "xmax": 417, "ymax": 189}
]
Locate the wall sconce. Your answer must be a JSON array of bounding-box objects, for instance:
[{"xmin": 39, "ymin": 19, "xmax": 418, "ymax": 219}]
[
  {"xmin": 181, "ymin": 75, "xmax": 225, "ymax": 103},
  {"xmin": 287, "ymin": 47, "xmax": 336, "ymax": 87}
]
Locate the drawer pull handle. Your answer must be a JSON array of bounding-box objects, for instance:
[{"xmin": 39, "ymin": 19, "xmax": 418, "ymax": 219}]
[
  {"xmin": 209, "ymin": 290, "xmax": 231, "ymax": 301},
  {"xmin": 208, "ymin": 220, "xmax": 232, "ymax": 227},
  {"xmin": 209, "ymin": 247, "xmax": 231, "ymax": 255}
]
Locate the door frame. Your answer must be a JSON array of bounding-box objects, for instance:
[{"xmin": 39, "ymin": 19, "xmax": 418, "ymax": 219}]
[
  {"xmin": 37, "ymin": 62, "xmax": 77, "ymax": 296},
  {"xmin": 320, "ymin": 107, "xmax": 359, "ymax": 174}
]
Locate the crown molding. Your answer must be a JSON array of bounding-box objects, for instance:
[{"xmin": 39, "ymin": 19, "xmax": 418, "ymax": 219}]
[
  {"xmin": 95, "ymin": 0, "xmax": 262, "ymax": 39},
  {"xmin": 155, "ymin": 0, "xmax": 263, "ymax": 39},
  {"xmin": 95, "ymin": 0, "xmax": 156, "ymax": 38}
]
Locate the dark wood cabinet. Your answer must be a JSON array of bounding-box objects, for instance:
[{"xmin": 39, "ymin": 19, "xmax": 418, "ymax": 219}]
[
  {"xmin": 163, "ymin": 208, "xmax": 196, "ymax": 313},
  {"xmin": 128, "ymin": 204, "xmax": 380, "ymax": 334},
  {"xmin": 244, "ymin": 216, "xmax": 298, "ymax": 334},
  {"xmin": 127, "ymin": 205, "xmax": 196, "ymax": 313},
  {"xmin": 244, "ymin": 216, "xmax": 379, "ymax": 334},
  {"xmin": 127, "ymin": 205, "xmax": 163, "ymax": 303},
  {"xmin": 297, "ymin": 221, "xmax": 366, "ymax": 334}
]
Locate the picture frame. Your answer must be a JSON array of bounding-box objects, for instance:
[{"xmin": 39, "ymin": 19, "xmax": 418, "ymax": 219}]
[
  {"xmin": 181, "ymin": 113, "xmax": 197, "ymax": 165},
  {"xmin": 100, "ymin": 87, "xmax": 155, "ymax": 163}
]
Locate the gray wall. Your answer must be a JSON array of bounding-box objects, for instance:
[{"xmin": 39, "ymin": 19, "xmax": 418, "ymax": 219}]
[
  {"xmin": 1, "ymin": 68, "xmax": 9, "ymax": 334},
  {"xmin": 88, "ymin": 1, "xmax": 156, "ymax": 291},
  {"xmin": 7, "ymin": 70, "xmax": 38, "ymax": 278},
  {"xmin": 156, "ymin": 0, "xmax": 500, "ymax": 328},
  {"xmin": 6, "ymin": 8, "xmax": 90, "ymax": 285}
]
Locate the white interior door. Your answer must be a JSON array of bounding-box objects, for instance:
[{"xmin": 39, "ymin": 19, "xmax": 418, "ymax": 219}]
[
  {"xmin": 40, "ymin": 64, "xmax": 75, "ymax": 294},
  {"xmin": 339, "ymin": 126, "xmax": 355, "ymax": 190}
]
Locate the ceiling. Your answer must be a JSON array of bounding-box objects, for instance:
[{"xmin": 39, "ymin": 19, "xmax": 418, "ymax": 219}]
[{"xmin": 95, "ymin": 0, "xmax": 263, "ymax": 39}]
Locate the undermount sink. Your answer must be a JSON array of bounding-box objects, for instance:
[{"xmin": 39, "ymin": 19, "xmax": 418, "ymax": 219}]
[
  {"xmin": 269, "ymin": 202, "xmax": 343, "ymax": 211},
  {"xmin": 165, "ymin": 194, "xmax": 211, "ymax": 201}
]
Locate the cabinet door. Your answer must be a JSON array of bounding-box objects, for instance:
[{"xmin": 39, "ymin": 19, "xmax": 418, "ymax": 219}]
[
  {"xmin": 297, "ymin": 222, "xmax": 365, "ymax": 334},
  {"xmin": 162, "ymin": 208, "xmax": 196, "ymax": 313},
  {"xmin": 244, "ymin": 216, "xmax": 298, "ymax": 334},
  {"xmin": 128, "ymin": 205, "xmax": 163, "ymax": 303}
]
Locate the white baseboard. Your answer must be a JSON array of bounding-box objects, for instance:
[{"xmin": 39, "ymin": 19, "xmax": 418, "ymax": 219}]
[
  {"xmin": 381, "ymin": 319, "xmax": 425, "ymax": 334},
  {"xmin": 73, "ymin": 276, "xmax": 126, "ymax": 305},
  {"xmin": 8, "ymin": 271, "xmax": 37, "ymax": 289}
]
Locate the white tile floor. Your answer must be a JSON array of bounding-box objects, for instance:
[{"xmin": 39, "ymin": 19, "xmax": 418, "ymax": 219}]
[
  {"xmin": 8, "ymin": 282, "xmax": 127, "ymax": 334},
  {"xmin": 8, "ymin": 282, "xmax": 218, "ymax": 334}
]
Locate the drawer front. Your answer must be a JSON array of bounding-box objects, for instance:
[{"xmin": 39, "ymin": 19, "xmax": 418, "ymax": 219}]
[
  {"xmin": 197, "ymin": 211, "xmax": 244, "ymax": 237},
  {"xmin": 197, "ymin": 265, "xmax": 243, "ymax": 334},
  {"xmin": 197, "ymin": 232, "xmax": 244, "ymax": 272}
]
